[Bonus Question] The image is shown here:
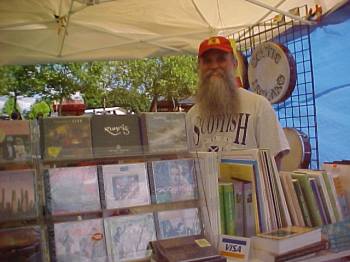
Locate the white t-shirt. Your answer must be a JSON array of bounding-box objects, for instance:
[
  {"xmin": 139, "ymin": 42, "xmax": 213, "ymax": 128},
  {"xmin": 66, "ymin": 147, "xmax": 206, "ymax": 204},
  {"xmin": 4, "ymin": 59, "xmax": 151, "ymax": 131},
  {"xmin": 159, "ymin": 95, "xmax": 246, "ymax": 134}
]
[{"xmin": 186, "ymin": 88, "xmax": 289, "ymax": 157}]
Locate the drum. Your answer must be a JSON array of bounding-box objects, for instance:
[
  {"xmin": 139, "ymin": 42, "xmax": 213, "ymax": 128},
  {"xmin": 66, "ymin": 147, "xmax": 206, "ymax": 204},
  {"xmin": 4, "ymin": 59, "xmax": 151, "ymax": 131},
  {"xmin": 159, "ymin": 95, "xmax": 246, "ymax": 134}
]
[
  {"xmin": 280, "ymin": 127, "xmax": 311, "ymax": 171},
  {"xmin": 248, "ymin": 42, "xmax": 297, "ymax": 104}
]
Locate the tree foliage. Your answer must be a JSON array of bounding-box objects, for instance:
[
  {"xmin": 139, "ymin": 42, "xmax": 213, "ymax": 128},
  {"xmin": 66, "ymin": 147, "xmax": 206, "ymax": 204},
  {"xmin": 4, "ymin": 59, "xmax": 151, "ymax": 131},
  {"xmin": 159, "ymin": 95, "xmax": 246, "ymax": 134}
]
[
  {"xmin": 26, "ymin": 101, "xmax": 51, "ymax": 119},
  {"xmin": 0, "ymin": 55, "xmax": 198, "ymax": 113},
  {"xmin": 2, "ymin": 97, "xmax": 20, "ymax": 116}
]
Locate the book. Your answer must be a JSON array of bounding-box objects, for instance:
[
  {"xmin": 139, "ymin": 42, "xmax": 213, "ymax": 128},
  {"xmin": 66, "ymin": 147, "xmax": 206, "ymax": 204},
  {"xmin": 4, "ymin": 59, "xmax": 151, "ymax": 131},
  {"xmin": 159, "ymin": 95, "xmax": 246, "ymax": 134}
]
[
  {"xmin": 0, "ymin": 225, "xmax": 42, "ymax": 262},
  {"xmin": 150, "ymin": 235, "xmax": 222, "ymax": 262},
  {"xmin": 309, "ymin": 177, "xmax": 328, "ymax": 225},
  {"xmin": 291, "ymin": 173, "xmax": 322, "ymax": 227},
  {"xmin": 219, "ymin": 159, "xmax": 262, "ymax": 234},
  {"xmin": 279, "ymin": 171, "xmax": 305, "ymax": 226},
  {"xmin": 274, "ymin": 239, "xmax": 328, "ymax": 262},
  {"xmin": 149, "ymin": 158, "xmax": 198, "ymax": 203},
  {"xmin": 45, "ymin": 166, "xmax": 101, "ymax": 215},
  {"xmin": 101, "ymin": 162, "xmax": 150, "ymax": 209},
  {"xmin": 243, "ymin": 181, "xmax": 256, "ymax": 237},
  {"xmin": 91, "ymin": 114, "xmax": 143, "ymax": 157},
  {"xmin": 40, "ymin": 116, "xmax": 93, "ymax": 160},
  {"xmin": 220, "ymin": 182, "xmax": 235, "ymax": 235},
  {"xmin": 232, "ymin": 179, "xmax": 244, "ymax": 236},
  {"xmin": 322, "ymin": 162, "xmax": 350, "ymax": 219},
  {"xmin": 321, "ymin": 171, "xmax": 342, "ymax": 221},
  {"xmin": 51, "ymin": 218, "xmax": 107, "ymax": 262},
  {"xmin": 104, "ymin": 213, "xmax": 156, "ymax": 261},
  {"xmin": 156, "ymin": 208, "xmax": 202, "ymax": 239},
  {"xmin": 252, "ymin": 226, "xmax": 322, "ymax": 255},
  {"xmin": 140, "ymin": 112, "xmax": 188, "ymax": 153},
  {"xmin": 218, "ymin": 184, "xmax": 226, "ymax": 234},
  {"xmin": 297, "ymin": 169, "xmax": 336, "ymax": 224},
  {"xmin": 0, "ymin": 169, "xmax": 36, "ymax": 221},
  {"xmin": 253, "ymin": 239, "xmax": 328, "ymax": 262},
  {"xmin": 0, "ymin": 120, "xmax": 32, "ymax": 162},
  {"xmin": 292, "ymin": 179, "xmax": 313, "ymax": 227}
]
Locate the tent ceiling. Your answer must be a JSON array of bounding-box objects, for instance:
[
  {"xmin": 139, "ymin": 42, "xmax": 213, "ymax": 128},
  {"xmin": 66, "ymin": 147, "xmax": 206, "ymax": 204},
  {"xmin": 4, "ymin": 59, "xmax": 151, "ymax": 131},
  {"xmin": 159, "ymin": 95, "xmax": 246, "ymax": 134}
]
[{"xmin": 0, "ymin": 0, "xmax": 347, "ymax": 65}]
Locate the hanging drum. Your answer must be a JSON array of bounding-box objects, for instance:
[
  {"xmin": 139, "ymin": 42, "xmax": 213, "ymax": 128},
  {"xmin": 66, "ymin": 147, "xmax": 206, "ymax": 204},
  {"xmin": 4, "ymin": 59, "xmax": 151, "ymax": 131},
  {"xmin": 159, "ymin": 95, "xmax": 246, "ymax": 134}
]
[
  {"xmin": 248, "ymin": 42, "xmax": 297, "ymax": 104},
  {"xmin": 280, "ymin": 127, "xmax": 311, "ymax": 171}
]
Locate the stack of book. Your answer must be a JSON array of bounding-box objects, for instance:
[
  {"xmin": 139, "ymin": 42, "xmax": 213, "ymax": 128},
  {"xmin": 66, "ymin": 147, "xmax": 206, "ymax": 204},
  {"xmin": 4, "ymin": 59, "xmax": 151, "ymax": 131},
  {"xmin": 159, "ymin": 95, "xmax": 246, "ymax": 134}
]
[
  {"xmin": 322, "ymin": 218, "xmax": 350, "ymax": 252},
  {"xmin": 219, "ymin": 149, "xmax": 291, "ymax": 235},
  {"xmin": 252, "ymin": 226, "xmax": 327, "ymax": 262},
  {"xmin": 279, "ymin": 169, "xmax": 346, "ymax": 228},
  {"xmin": 323, "ymin": 161, "xmax": 350, "ymax": 219}
]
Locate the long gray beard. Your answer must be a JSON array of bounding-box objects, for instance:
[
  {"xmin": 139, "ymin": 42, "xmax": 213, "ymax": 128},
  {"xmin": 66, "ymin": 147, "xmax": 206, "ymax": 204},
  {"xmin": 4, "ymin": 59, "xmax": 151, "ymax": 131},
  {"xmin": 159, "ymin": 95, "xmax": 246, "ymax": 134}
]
[{"xmin": 195, "ymin": 69, "xmax": 240, "ymax": 118}]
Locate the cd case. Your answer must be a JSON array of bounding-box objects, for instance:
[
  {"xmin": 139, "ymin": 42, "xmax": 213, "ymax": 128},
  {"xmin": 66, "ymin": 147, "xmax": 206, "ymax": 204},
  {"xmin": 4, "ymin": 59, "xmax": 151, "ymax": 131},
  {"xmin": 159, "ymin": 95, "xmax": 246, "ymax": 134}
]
[
  {"xmin": 101, "ymin": 163, "xmax": 151, "ymax": 209},
  {"xmin": 140, "ymin": 112, "xmax": 188, "ymax": 153},
  {"xmin": 0, "ymin": 120, "xmax": 32, "ymax": 162},
  {"xmin": 52, "ymin": 218, "xmax": 107, "ymax": 262},
  {"xmin": 40, "ymin": 116, "xmax": 93, "ymax": 160},
  {"xmin": 104, "ymin": 213, "xmax": 156, "ymax": 261},
  {"xmin": 45, "ymin": 166, "xmax": 101, "ymax": 215},
  {"xmin": 0, "ymin": 169, "xmax": 36, "ymax": 221},
  {"xmin": 149, "ymin": 158, "xmax": 198, "ymax": 203},
  {"xmin": 156, "ymin": 207, "xmax": 202, "ymax": 240},
  {"xmin": 0, "ymin": 225, "xmax": 42, "ymax": 262}
]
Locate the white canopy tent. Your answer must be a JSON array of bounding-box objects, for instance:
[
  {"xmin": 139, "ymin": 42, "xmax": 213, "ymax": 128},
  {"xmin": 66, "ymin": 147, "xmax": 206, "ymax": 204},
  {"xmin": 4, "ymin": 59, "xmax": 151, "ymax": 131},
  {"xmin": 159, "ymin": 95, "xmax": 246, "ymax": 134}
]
[{"xmin": 0, "ymin": 0, "xmax": 347, "ymax": 65}]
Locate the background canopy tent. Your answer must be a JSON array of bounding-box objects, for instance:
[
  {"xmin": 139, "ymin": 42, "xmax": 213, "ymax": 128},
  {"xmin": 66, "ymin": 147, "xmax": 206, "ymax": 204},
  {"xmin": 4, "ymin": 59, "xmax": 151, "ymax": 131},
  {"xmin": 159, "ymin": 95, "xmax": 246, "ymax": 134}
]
[{"xmin": 0, "ymin": 0, "xmax": 347, "ymax": 65}]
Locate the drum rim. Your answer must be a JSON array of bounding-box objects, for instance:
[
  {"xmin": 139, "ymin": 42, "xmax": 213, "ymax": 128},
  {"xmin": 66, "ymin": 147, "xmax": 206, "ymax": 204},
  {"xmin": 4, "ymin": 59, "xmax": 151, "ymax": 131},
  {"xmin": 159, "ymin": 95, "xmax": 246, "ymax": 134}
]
[{"xmin": 281, "ymin": 127, "xmax": 312, "ymax": 170}]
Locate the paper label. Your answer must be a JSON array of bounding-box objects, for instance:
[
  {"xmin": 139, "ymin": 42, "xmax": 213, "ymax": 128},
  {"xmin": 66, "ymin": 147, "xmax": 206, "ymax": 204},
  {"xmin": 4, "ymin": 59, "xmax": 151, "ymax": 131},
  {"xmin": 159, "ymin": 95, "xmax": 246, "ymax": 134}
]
[
  {"xmin": 195, "ymin": 238, "xmax": 211, "ymax": 247},
  {"xmin": 218, "ymin": 234, "xmax": 250, "ymax": 261}
]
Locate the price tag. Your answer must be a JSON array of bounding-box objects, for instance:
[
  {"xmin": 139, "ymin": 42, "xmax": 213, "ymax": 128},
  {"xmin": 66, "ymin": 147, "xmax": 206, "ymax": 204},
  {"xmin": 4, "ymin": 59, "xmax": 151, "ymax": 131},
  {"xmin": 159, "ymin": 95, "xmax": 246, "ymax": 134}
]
[{"xmin": 218, "ymin": 234, "xmax": 251, "ymax": 261}]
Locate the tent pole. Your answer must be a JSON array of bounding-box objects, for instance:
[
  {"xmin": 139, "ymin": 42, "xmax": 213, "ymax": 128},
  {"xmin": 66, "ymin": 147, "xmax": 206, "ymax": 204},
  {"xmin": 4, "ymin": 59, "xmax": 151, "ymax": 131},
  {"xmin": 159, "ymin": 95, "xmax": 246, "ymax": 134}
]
[
  {"xmin": 244, "ymin": 0, "xmax": 315, "ymax": 25},
  {"xmin": 57, "ymin": 0, "xmax": 75, "ymax": 57}
]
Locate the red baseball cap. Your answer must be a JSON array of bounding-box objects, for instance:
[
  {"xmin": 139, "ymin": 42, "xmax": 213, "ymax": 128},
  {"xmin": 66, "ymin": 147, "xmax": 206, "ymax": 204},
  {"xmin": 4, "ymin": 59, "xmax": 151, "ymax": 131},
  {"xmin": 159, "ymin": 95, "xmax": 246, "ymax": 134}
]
[{"xmin": 198, "ymin": 36, "xmax": 233, "ymax": 57}]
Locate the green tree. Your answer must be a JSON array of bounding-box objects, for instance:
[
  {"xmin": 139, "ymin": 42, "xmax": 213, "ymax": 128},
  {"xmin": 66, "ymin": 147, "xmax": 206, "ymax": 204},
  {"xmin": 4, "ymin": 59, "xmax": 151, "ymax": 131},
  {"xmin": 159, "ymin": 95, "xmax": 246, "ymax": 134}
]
[
  {"xmin": 0, "ymin": 55, "xmax": 198, "ymax": 113},
  {"xmin": 0, "ymin": 65, "xmax": 39, "ymax": 113},
  {"xmin": 109, "ymin": 55, "xmax": 197, "ymax": 112},
  {"xmin": 76, "ymin": 61, "xmax": 119, "ymax": 109},
  {"xmin": 26, "ymin": 101, "xmax": 51, "ymax": 119},
  {"xmin": 2, "ymin": 97, "xmax": 20, "ymax": 117}
]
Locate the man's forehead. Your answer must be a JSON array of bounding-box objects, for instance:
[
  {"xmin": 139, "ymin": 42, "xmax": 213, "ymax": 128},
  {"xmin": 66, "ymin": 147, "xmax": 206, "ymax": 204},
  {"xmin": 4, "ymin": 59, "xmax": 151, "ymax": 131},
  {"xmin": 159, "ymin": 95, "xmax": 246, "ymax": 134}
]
[
  {"xmin": 199, "ymin": 49, "xmax": 235, "ymax": 62},
  {"xmin": 200, "ymin": 49, "xmax": 230, "ymax": 57}
]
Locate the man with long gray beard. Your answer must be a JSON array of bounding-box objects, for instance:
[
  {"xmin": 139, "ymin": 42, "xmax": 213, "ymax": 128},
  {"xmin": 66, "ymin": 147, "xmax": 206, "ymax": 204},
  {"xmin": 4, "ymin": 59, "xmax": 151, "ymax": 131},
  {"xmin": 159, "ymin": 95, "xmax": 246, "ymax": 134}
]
[{"xmin": 186, "ymin": 36, "xmax": 289, "ymax": 169}]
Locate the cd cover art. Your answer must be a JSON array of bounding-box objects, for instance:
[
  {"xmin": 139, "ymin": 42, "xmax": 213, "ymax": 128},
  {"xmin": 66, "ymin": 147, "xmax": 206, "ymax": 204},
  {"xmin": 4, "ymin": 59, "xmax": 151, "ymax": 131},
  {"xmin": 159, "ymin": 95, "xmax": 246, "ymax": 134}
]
[
  {"xmin": 46, "ymin": 166, "xmax": 101, "ymax": 215},
  {"xmin": 149, "ymin": 159, "xmax": 198, "ymax": 203},
  {"xmin": 104, "ymin": 213, "xmax": 156, "ymax": 261},
  {"xmin": 53, "ymin": 218, "xmax": 107, "ymax": 262},
  {"xmin": 102, "ymin": 163, "xmax": 150, "ymax": 209},
  {"xmin": 156, "ymin": 208, "xmax": 202, "ymax": 239},
  {"xmin": 140, "ymin": 112, "xmax": 188, "ymax": 153},
  {"xmin": 0, "ymin": 169, "xmax": 36, "ymax": 221},
  {"xmin": 0, "ymin": 120, "xmax": 32, "ymax": 162},
  {"xmin": 40, "ymin": 116, "xmax": 93, "ymax": 160}
]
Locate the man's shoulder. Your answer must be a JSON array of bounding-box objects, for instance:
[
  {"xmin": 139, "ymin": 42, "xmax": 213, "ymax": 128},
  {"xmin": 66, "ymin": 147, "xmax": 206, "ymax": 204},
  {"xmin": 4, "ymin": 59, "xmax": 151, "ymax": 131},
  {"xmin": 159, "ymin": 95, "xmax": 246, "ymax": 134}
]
[
  {"xmin": 186, "ymin": 104, "xmax": 199, "ymax": 116},
  {"xmin": 238, "ymin": 88, "xmax": 272, "ymax": 107}
]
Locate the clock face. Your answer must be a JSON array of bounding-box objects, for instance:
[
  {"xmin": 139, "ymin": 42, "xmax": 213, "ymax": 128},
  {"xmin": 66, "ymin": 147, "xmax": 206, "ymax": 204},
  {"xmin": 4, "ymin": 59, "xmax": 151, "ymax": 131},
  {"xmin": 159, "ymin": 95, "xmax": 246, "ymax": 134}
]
[{"xmin": 248, "ymin": 41, "xmax": 297, "ymax": 104}]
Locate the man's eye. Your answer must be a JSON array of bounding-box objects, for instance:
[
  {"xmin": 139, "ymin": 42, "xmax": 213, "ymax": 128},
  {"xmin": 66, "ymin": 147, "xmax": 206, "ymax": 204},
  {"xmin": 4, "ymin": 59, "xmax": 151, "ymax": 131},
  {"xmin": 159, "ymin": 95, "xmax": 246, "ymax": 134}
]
[
  {"xmin": 203, "ymin": 58, "xmax": 212, "ymax": 64},
  {"xmin": 217, "ymin": 56, "xmax": 227, "ymax": 62}
]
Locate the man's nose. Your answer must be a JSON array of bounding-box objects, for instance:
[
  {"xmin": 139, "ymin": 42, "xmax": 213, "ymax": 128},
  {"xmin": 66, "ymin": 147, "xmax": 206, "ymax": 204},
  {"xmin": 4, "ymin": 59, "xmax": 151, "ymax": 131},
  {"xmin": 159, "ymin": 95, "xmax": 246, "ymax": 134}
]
[{"xmin": 208, "ymin": 60, "xmax": 219, "ymax": 69}]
